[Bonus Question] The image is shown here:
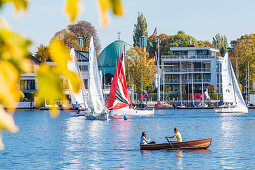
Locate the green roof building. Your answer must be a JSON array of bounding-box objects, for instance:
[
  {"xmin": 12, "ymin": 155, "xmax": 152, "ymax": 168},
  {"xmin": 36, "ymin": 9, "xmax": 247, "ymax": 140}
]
[{"xmin": 98, "ymin": 40, "xmax": 131, "ymax": 85}]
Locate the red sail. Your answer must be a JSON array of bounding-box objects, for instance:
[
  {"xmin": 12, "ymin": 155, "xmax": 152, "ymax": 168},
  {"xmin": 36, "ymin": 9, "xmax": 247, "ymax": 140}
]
[{"xmin": 107, "ymin": 52, "xmax": 132, "ymax": 110}]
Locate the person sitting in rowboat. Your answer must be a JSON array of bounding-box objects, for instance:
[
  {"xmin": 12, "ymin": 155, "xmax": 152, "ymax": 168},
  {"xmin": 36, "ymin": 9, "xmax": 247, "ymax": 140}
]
[
  {"xmin": 165, "ymin": 128, "xmax": 182, "ymax": 142},
  {"xmin": 140, "ymin": 132, "xmax": 155, "ymax": 145}
]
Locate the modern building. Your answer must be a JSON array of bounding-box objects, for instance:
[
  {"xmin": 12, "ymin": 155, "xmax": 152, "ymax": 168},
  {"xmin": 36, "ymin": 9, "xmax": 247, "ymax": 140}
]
[{"xmin": 161, "ymin": 46, "xmax": 223, "ymax": 98}]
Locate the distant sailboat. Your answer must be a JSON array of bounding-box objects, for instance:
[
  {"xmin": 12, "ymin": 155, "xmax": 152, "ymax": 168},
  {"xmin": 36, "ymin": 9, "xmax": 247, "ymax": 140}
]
[
  {"xmin": 68, "ymin": 48, "xmax": 89, "ymax": 116},
  {"xmin": 107, "ymin": 51, "xmax": 154, "ymax": 117},
  {"xmin": 215, "ymin": 53, "xmax": 248, "ymax": 113},
  {"xmin": 85, "ymin": 37, "xmax": 108, "ymax": 120}
]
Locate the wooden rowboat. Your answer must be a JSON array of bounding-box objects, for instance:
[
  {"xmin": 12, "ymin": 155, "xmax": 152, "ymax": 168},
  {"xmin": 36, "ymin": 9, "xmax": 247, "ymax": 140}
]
[{"xmin": 140, "ymin": 138, "xmax": 212, "ymax": 150}]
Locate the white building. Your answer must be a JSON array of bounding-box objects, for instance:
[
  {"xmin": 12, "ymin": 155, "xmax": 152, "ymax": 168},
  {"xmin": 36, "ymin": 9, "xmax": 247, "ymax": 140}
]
[
  {"xmin": 161, "ymin": 46, "xmax": 223, "ymax": 97},
  {"xmin": 19, "ymin": 49, "xmax": 89, "ymax": 101}
]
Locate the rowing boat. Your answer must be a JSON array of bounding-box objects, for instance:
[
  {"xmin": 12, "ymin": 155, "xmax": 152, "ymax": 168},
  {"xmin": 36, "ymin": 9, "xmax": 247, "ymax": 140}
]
[{"xmin": 140, "ymin": 138, "xmax": 212, "ymax": 150}]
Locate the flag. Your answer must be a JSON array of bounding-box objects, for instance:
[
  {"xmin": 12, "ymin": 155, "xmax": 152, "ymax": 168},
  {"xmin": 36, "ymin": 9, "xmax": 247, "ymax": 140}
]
[
  {"xmin": 151, "ymin": 27, "xmax": 157, "ymax": 39},
  {"xmin": 147, "ymin": 56, "xmax": 156, "ymax": 65},
  {"xmin": 143, "ymin": 90, "xmax": 149, "ymax": 97}
]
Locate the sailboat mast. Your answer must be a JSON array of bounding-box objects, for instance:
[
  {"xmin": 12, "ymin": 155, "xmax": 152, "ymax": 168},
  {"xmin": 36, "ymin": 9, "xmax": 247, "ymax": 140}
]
[
  {"xmin": 192, "ymin": 73, "xmax": 194, "ymax": 104},
  {"xmin": 157, "ymin": 38, "xmax": 160, "ymax": 103},
  {"xmin": 248, "ymin": 62, "xmax": 249, "ymax": 104},
  {"xmin": 229, "ymin": 56, "xmax": 237, "ymax": 104}
]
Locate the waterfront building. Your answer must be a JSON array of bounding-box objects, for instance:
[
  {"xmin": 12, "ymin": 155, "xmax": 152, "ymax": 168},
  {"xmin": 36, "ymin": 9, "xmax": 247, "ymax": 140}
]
[
  {"xmin": 161, "ymin": 46, "xmax": 223, "ymax": 99},
  {"xmin": 19, "ymin": 49, "xmax": 89, "ymax": 101},
  {"xmin": 19, "ymin": 56, "xmax": 40, "ymax": 100}
]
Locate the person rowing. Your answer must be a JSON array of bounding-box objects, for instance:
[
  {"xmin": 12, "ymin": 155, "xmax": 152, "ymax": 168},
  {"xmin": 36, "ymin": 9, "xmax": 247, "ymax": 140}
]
[
  {"xmin": 140, "ymin": 132, "xmax": 155, "ymax": 144},
  {"xmin": 165, "ymin": 128, "xmax": 182, "ymax": 142}
]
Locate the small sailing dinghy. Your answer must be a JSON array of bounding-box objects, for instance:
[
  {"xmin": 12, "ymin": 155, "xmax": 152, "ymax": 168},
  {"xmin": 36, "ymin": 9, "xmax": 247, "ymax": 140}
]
[
  {"xmin": 107, "ymin": 51, "xmax": 154, "ymax": 117},
  {"xmin": 68, "ymin": 48, "xmax": 90, "ymax": 116},
  {"xmin": 215, "ymin": 53, "xmax": 248, "ymax": 113},
  {"xmin": 85, "ymin": 37, "xmax": 108, "ymax": 120}
]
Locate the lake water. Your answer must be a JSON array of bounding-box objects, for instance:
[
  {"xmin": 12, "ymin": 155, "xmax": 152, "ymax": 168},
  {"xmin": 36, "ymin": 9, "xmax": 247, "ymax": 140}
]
[{"xmin": 1, "ymin": 109, "xmax": 255, "ymax": 169}]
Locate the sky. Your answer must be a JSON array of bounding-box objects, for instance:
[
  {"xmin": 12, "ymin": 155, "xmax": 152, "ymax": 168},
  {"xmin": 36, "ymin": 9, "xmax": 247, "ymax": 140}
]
[{"xmin": 2, "ymin": 0, "xmax": 255, "ymax": 54}]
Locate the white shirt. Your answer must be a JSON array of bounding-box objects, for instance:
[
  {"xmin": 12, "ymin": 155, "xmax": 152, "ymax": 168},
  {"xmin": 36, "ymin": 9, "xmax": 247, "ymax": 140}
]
[{"xmin": 141, "ymin": 136, "xmax": 147, "ymax": 144}]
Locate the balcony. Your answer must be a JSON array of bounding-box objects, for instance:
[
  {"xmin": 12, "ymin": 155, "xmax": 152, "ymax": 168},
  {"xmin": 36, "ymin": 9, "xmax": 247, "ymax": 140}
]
[
  {"xmin": 164, "ymin": 67, "xmax": 211, "ymax": 73},
  {"xmin": 165, "ymin": 79, "xmax": 211, "ymax": 84},
  {"xmin": 162, "ymin": 55, "xmax": 217, "ymax": 60}
]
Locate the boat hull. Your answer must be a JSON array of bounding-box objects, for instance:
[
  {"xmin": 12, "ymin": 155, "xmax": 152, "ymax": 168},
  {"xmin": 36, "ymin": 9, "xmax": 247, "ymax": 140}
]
[
  {"xmin": 215, "ymin": 107, "xmax": 248, "ymax": 113},
  {"xmin": 86, "ymin": 112, "xmax": 108, "ymax": 120},
  {"xmin": 110, "ymin": 108, "xmax": 154, "ymax": 116},
  {"xmin": 140, "ymin": 138, "xmax": 212, "ymax": 150}
]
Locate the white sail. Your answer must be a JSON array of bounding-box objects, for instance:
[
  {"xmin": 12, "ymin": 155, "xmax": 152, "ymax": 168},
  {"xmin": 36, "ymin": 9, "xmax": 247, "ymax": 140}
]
[
  {"xmin": 67, "ymin": 48, "xmax": 87, "ymax": 108},
  {"xmin": 222, "ymin": 53, "xmax": 246, "ymax": 106},
  {"xmin": 88, "ymin": 37, "xmax": 105, "ymax": 114}
]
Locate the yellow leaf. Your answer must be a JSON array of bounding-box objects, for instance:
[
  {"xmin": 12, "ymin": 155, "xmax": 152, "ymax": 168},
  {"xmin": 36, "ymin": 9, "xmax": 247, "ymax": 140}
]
[
  {"xmin": 97, "ymin": 0, "xmax": 124, "ymax": 26},
  {"xmin": 0, "ymin": 106, "xmax": 18, "ymax": 150},
  {"xmin": 49, "ymin": 39, "xmax": 81, "ymax": 94},
  {"xmin": 0, "ymin": 28, "xmax": 32, "ymax": 73},
  {"xmin": 0, "ymin": 107, "xmax": 18, "ymax": 133},
  {"xmin": 0, "ymin": 133, "xmax": 3, "ymax": 150},
  {"xmin": 49, "ymin": 39, "xmax": 71, "ymax": 73},
  {"xmin": 0, "ymin": 0, "xmax": 28, "ymax": 12},
  {"xmin": 36, "ymin": 64, "xmax": 67, "ymax": 118},
  {"xmin": 0, "ymin": 61, "xmax": 20, "ymax": 110},
  {"xmin": 66, "ymin": 70, "xmax": 81, "ymax": 93},
  {"xmin": 65, "ymin": 0, "xmax": 80, "ymax": 22}
]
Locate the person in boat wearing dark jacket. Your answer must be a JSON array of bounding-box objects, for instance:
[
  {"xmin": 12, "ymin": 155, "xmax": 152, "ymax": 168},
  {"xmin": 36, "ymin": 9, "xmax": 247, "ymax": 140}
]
[
  {"xmin": 140, "ymin": 132, "xmax": 155, "ymax": 144},
  {"xmin": 165, "ymin": 128, "xmax": 182, "ymax": 142}
]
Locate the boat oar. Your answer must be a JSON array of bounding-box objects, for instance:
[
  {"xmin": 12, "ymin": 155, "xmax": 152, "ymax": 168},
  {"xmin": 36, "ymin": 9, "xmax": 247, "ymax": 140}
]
[{"xmin": 165, "ymin": 137, "xmax": 175, "ymax": 150}]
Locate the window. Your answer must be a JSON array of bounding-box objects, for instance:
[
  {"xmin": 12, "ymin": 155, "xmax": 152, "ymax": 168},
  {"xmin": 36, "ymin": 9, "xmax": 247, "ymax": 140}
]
[
  {"xmin": 83, "ymin": 79, "xmax": 88, "ymax": 89},
  {"xmin": 20, "ymin": 80, "xmax": 35, "ymax": 90},
  {"xmin": 79, "ymin": 65, "xmax": 88, "ymax": 71},
  {"xmin": 197, "ymin": 50, "xmax": 209, "ymax": 55}
]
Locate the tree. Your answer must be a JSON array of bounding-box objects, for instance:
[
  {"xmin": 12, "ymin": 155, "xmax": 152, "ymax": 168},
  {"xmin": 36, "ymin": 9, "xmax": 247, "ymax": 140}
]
[
  {"xmin": 230, "ymin": 34, "xmax": 255, "ymax": 92},
  {"xmin": 133, "ymin": 12, "xmax": 148, "ymax": 47},
  {"xmin": 51, "ymin": 29, "xmax": 82, "ymax": 50},
  {"xmin": 167, "ymin": 31, "xmax": 205, "ymax": 49},
  {"xmin": 68, "ymin": 21, "xmax": 101, "ymax": 53},
  {"xmin": 126, "ymin": 47, "xmax": 156, "ymax": 92},
  {"xmin": 202, "ymin": 41, "xmax": 216, "ymax": 48},
  {"xmin": 0, "ymin": 0, "xmax": 124, "ymax": 150},
  {"xmin": 34, "ymin": 45, "xmax": 50, "ymax": 62},
  {"xmin": 212, "ymin": 33, "xmax": 228, "ymax": 56},
  {"xmin": 147, "ymin": 33, "xmax": 171, "ymax": 57}
]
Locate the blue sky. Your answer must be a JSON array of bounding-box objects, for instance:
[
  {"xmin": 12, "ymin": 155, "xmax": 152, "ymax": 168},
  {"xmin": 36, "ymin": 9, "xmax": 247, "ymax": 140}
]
[{"xmin": 2, "ymin": 0, "xmax": 255, "ymax": 53}]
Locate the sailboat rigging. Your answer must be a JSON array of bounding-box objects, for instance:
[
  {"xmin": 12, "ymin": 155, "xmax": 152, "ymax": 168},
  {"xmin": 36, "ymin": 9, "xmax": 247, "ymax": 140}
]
[{"xmin": 215, "ymin": 52, "xmax": 248, "ymax": 113}]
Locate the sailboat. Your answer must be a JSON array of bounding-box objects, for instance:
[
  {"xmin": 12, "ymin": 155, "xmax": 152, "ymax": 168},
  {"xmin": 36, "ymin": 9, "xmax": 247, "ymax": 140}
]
[
  {"xmin": 85, "ymin": 37, "xmax": 108, "ymax": 120},
  {"xmin": 107, "ymin": 51, "xmax": 154, "ymax": 117},
  {"xmin": 68, "ymin": 48, "xmax": 90, "ymax": 116},
  {"xmin": 215, "ymin": 53, "xmax": 248, "ymax": 113}
]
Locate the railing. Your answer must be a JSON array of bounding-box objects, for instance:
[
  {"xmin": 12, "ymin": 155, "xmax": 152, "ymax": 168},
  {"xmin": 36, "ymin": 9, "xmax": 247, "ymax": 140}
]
[
  {"xmin": 162, "ymin": 55, "xmax": 217, "ymax": 60},
  {"xmin": 165, "ymin": 79, "xmax": 211, "ymax": 83},
  {"xmin": 164, "ymin": 68, "xmax": 211, "ymax": 72}
]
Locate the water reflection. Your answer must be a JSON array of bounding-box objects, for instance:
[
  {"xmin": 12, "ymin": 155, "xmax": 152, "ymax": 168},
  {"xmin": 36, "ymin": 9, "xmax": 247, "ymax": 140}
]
[
  {"xmin": 218, "ymin": 113, "xmax": 244, "ymax": 168},
  {"xmin": 62, "ymin": 115, "xmax": 86, "ymax": 169}
]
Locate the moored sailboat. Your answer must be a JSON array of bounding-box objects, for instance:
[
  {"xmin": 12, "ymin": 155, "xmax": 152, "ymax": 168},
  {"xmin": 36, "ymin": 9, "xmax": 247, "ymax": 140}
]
[
  {"xmin": 107, "ymin": 51, "xmax": 154, "ymax": 117},
  {"xmin": 215, "ymin": 53, "xmax": 248, "ymax": 113}
]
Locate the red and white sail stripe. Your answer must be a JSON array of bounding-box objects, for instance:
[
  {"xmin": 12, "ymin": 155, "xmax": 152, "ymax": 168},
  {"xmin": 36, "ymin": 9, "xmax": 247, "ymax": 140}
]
[{"xmin": 107, "ymin": 51, "xmax": 132, "ymax": 110}]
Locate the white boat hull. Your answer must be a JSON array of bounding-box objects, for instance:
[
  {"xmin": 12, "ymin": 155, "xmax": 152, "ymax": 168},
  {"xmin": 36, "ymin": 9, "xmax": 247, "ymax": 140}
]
[
  {"xmin": 110, "ymin": 108, "xmax": 154, "ymax": 116},
  {"xmin": 215, "ymin": 107, "xmax": 248, "ymax": 113}
]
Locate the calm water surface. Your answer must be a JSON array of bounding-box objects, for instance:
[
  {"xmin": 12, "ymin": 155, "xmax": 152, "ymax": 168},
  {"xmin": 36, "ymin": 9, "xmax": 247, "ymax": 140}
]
[{"xmin": 1, "ymin": 109, "xmax": 255, "ymax": 169}]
